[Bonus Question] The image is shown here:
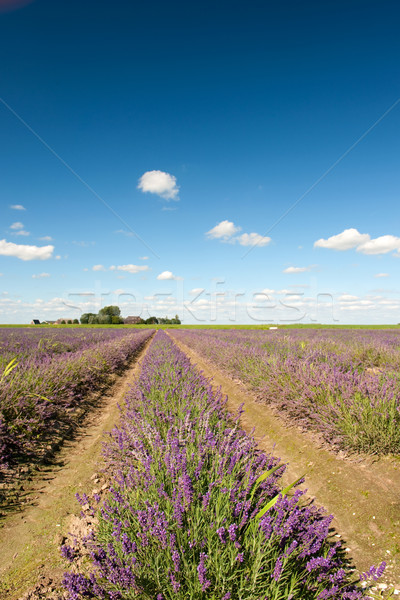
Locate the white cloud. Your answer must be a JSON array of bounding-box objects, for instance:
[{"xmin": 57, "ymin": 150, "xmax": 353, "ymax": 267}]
[
  {"xmin": 140, "ymin": 256, "xmax": 149, "ymax": 260},
  {"xmin": 236, "ymin": 232, "xmax": 271, "ymax": 247},
  {"xmin": 32, "ymin": 273, "xmax": 50, "ymax": 279},
  {"xmin": 189, "ymin": 288, "xmax": 204, "ymax": 295},
  {"xmin": 110, "ymin": 264, "xmax": 150, "ymax": 274},
  {"xmin": 314, "ymin": 228, "xmax": 370, "ymax": 251},
  {"xmin": 14, "ymin": 230, "xmax": 30, "ymax": 237},
  {"xmin": 92, "ymin": 264, "xmax": 106, "ymax": 271},
  {"xmin": 315, "ymin": 228, "xmax": 400, "ymax": 256},
  {"xmin": 10, "ymin": 222, "xmax": 24, "ymax": 230},
  {"xmin": 0, "ymin": 239, "xmax": 54, "ymax": 261},
  {"xmin": 357, "ymin": 235, "xmax": 400, "ymax": 255},
  {"xmin": 157, "ymin": 270, "xmax": 182, "ymax": 281},
  {"xmin": 283, "ymin": 266, "xmax": 312, "ymax": 274},
  {"xmin": 206, "ymin": 220, "xmax": 241, "ymax": 240},
  {"xmin": 138, "ymin": 170, "xmax": 179, "ymax": 200},
  {"xmin": 206, "ymin": 220, "xmax": 271, "ymax": 248},
  {"xmin": 39, "ymin": 236, "xmax": 53, "ymax": 242},
  {"xmin": 10, "ymin": 204, "xmax": 26, "ymax": 211},
  {"xmin": 374, "ymin": 273, "xmax": 389, "ymax": 278}
]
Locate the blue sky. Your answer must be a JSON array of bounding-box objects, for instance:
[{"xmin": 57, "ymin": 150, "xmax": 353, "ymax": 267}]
[{"xmin": 0, "ymin": 0, "xmax": 399, "ymax": 324}]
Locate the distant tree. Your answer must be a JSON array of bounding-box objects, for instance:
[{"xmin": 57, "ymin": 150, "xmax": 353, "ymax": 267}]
[
  {"xmin": 145, "ymin": 316, "xmax": 158, "ymax": 324},
  {"xmin": 67, "ymin": 319, "xmax": 72, "ymax": 324},
  {"xmin": 60, "ymin": 320, "xmax": 66, "ymax": 325},
  {"xmin": 73, "ymin": 319, "xmax": 79, "ymax": 324},
  {"xmin": 98, "ymin": 313, "xmax": 112, "ymax": 325},
  {"xmin": 171, "ymin": 314, "xmax": 181, "ymax": 324},
  {"xmin": 111, "ymin": 315, "xmax": 124, "ymax": 324},
  {"xmin": 80, "ymin": 312, "xmax": 97, "ymax": 324},
  {"xmin": 88, "ymin": 315, "xmax": 99, "ymax": 324},
  {"xmin": 99, "ymin": 305, "xmax": 121, "ymax": 318}
]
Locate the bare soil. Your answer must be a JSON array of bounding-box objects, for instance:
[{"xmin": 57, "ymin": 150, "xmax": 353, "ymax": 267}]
[
  {"xmin": 170, "ymin": 333, "xmax": 400, "ymax": 592},
  {"xmin": 0, "ymin": 335, "xmax": 153, "ymax": 600}
]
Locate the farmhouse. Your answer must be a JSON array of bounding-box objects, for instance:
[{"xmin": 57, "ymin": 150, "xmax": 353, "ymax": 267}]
[
  {"xmin": 30, "ymin": 319, "xmax": 40, "ymax": 325},
  {"xmin": 124, "ymin": 316, "xmax": 142, "ymax": 324},
  {"xmin": 54, "ymin": 318, "xmax": 76, "ymax": 324}
]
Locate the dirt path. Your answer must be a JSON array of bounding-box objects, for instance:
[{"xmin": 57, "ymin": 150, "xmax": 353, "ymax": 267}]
[
  {"xmin": 0, "ymin": 335, "xmax": 153, "ymax": 600},
  {"xmin": 169, "ymin": 333, "xmax": 400, "ymax": 591}
]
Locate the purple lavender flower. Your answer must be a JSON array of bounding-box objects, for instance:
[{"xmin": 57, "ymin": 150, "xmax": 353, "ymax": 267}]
[
  {"xmin": 197, "ymin": 552, "xmax": 211, "ymax": 591},
  {"xmin": 216, "ymin": 526, "xmax": 226, "ymax": 543}
]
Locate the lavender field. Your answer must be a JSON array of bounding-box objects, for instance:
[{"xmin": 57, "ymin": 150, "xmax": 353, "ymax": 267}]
[
  {"xmin": 0, "ymin": 328, "xmax": 153, "ymax": 474},
  {"xmin": 62, "ymin": 331, "xmax": 383, "ymax": 599},
  {"xmin": 171, "ymin": 328, "xmax": 400, "ymax": 455}
]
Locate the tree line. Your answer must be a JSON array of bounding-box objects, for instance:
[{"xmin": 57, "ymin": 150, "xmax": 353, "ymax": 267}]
[{"xmin": 80, "ymin": 306, "xmax": 181, "ymax": 325}]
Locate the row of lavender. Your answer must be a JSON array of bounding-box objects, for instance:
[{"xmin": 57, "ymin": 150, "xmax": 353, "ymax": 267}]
[
  {"xmin": 63, "ymin": 331, "xmax": 380, "ymax": 599},
  {"xmin": 0, "ymin": 329, "xmax": 153, "ymax": 473},
  {"xmin": 170, "ymin": 329, "xmax": 400, "ymax": 455},
  {"xmin": 0, "ymin": 328, "xmax": 137, "ymax": 366}
]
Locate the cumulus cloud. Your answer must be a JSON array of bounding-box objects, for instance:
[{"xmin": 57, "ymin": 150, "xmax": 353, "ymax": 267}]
[
  {"xmin": 32, "ymin": 273, "xmax": 50, "ymax": 279},
  {"xmin": 206, "ymin": 220, "xmax": 270, "ymax": 248},
  {"xmin": 236, "ymin": 233, "xmax": 271, "ymax": 247},
  {"xmin": 10, "ymin": 204, "xmax": 26, "ymax": 210},
  {"xmin": 315, "ymin": 228, "xmax": 400, "ymax": 256},
  {"xmin": 283, "ymin": 266, "xmax": 314, "ymax": 274},
  {"xmin": 138, "ymin": 170, "xmax": 179, "ymax": 200},
  {"xmin": 39, "ymin": 236, "xmax": 53, "ymax": 242},
  {"xmin": 314, "ymin": 228, "xmax": 370, "ymax": 251},
  {"xmin": 357, "ymin": 235, "xmax": 400, "ymax": 255},
  {"xmin": 110, "ymin": 264, "xmax": 150, "ymax": 274},
  {"xmin": 9, "ymin": 222, "xmax": 30, "ymax": 236},
  {"xmin": 0, "ymin": 239, "xmax": 54, "ymax": 261},
  {"xmin": 207, "ymin": 220, "xmax": 241, "ymax": 240},
  {"xmin": 92, "ymin": 265, "xmax": 106, "ymax": 271},
  {"xmin": 157, "ymin": 271, "xmax": 182, "ymax": 281},
  {"xmin": 338, "ymin": 294, "xmax": 359, "ymax": 301},
  {"xmin": 374, "ymin": 273, "xmax": 389, "ymax": 278}
]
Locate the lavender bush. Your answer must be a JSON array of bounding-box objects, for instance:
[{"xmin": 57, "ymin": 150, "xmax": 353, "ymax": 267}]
[
  {"xmin": 0, "ymin": 329, "xmax": 153, "ymax": 472},
  {"xmin": 63, "ymin": 332, "xmax": 379, "ymax": 599},
  {"xmin": 171, "ymin": 329, "xmax": 400, "ymax": 455}
]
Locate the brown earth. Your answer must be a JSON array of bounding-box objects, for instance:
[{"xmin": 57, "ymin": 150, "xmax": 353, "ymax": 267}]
[
  {"xmin": 0, "ymin": 334, "xmax": 153, "ymax": 600},
  {"xmin": 169, "ymin": 332, "xmax": 400, "ymax": 594}
]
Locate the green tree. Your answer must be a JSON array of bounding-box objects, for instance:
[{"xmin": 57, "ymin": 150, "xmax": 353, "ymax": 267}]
[
  {"xmin": 88, "ymin": 315, "xmax": 99, "ymax": 324},
  {"xmin": 98, "ymin": 314, "xmax": 112, "ymax": 325},
  {"xmin": 98, "ymin": 305, "xmax": 121, "ymax": 318},
  {"xmin": 60, "ymin": 320, "xmax": 66, "ymax": 325},
  {"xmin": 111, "ymin": 315, "xmax": 124, "ymax": 324},
  {"xmin": 145, "ymin": 316, "xmax": 158, "ymax": 324},
  {"xmin": 80, "ymin": 312, "xmax": 97, "ymax": 324}
]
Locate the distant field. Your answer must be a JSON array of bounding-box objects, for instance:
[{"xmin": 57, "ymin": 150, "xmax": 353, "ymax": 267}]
[{"xmin": 1, "ymin": 323, "xmax": 400, "ymax": 329}]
